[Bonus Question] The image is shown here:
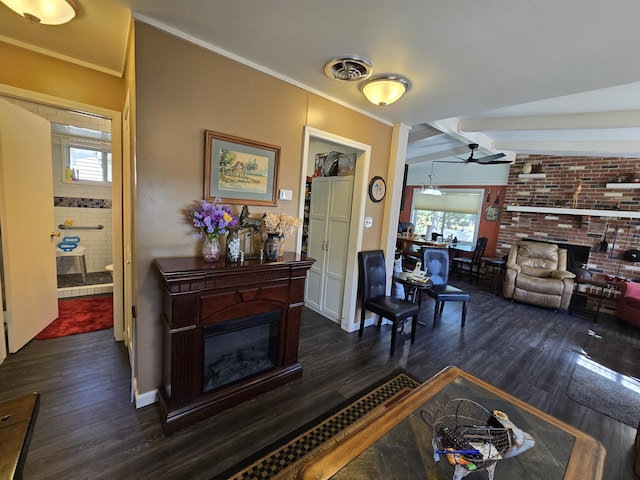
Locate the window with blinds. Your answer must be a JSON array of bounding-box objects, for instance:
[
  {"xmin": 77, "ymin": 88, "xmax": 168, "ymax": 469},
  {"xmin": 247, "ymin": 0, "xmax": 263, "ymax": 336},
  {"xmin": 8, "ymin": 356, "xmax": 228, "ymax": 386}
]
[{"xmin": 411, "ymin": 190, "xmax": 483, "ymax": 244}]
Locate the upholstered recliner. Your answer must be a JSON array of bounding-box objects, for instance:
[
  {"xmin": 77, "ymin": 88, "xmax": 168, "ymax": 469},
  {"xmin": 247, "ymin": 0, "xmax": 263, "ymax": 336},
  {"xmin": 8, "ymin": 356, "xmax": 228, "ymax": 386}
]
[
  {"xmin": 503, "ymin": 241, "xmax": 576, "ymax": 310},
  {"xmin": 617, "ymin": 281, "xmax": 640, "ymax": 328}
]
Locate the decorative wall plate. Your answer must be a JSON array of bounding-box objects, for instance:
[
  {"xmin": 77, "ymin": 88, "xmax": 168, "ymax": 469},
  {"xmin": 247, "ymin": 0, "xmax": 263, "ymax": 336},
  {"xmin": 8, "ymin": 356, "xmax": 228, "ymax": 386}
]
[{"xmin": 369, "ymin": 176, "xmax": 386, "ymax": 202}]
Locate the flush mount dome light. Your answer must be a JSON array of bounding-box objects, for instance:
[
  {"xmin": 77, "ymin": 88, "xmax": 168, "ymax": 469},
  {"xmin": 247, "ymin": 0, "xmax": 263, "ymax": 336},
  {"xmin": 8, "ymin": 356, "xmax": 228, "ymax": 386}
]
[
  {"xmin": 360, "ymin": 75, "xmax": 411, "ymax": 106},
  {"xmin": 1, "ymin": 0, "xmax": 79, "ymax": 24},
  {"xmin": 324, "ymin": 56, "xmax": 372, "ymax": 82}
]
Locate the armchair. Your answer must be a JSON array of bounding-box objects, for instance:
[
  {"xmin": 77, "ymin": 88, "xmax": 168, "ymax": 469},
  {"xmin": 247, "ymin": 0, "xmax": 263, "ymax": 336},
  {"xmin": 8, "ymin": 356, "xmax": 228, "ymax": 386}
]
[
  {"xmin": 617, "ymin": 281, "xmax": 640, "ymax": 328},
  {"xmin": 503, "ymin": 241, "xmax": 575, "ymax": 310}
]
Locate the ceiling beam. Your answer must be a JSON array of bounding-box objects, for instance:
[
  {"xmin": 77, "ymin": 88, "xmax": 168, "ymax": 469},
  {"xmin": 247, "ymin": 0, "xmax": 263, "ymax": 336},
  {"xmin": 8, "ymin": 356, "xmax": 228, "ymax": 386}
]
[
  {"xmin": 408, "ymin": 124, "xmax": 445, "ymax": 143},
  {"xmin": 429, "ymin": 117, "xmax": 517, "ymax": 162},
  {"xmin": 405, "ymin": 146, "xmax": 471, "ymax": 165},
  {"xmin": 460, "ymin": 110, "xmax": 640, "ymax": 132},
  {"xmin": 493, "ymin": 140, "xmax": 640, "ymax": 157}
]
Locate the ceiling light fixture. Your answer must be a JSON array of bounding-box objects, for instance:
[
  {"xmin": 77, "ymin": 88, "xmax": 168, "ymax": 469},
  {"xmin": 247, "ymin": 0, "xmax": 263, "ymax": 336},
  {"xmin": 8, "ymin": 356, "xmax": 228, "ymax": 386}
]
[
  {"xmin": 360, "ymin": 75, "xmax": 411, "ymax": 106},
  {"xmin": 421, "ymin": 163, "xmax": 442, "ymax": 195},
  {"xmin": 1, "ymin": 0, "xmax": 79, "ymax": 25}
]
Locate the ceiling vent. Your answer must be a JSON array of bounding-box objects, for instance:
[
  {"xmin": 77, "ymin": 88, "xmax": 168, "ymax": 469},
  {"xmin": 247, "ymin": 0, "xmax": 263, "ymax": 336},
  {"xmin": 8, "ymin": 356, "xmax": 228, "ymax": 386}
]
[{"xmin": 324, "ymin": 57, "xmax": 372, "ymax": 82}]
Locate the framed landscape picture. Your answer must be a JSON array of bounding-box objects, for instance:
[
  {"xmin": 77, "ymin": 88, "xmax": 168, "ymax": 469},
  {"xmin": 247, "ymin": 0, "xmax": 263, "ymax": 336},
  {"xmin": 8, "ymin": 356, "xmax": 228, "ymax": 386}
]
[{"xmin": 204, "ymin": 130, "xmax": 280, "ymax": 206}]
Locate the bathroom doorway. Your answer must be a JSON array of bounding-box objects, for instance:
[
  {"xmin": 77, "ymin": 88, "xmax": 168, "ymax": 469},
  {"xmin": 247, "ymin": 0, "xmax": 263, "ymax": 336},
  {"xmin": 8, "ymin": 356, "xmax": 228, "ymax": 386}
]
[
  {"xmin": 0, "ymin": 87, "xmax": 126, "ymax": 350},
  {"xmin": 5, "ymin": 97, "xmax": 115, "ymax": 298},
  {"xmin": 51, "ymin": 115, "xmax": 114, "ymax": 298}
]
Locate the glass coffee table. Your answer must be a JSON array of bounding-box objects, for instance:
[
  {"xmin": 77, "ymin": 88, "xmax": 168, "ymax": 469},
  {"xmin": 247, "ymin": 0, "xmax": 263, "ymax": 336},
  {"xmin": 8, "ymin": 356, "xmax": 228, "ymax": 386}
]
[{"xmin": 299, "ymin": 367, "xmax": 604, "ymax": 479}]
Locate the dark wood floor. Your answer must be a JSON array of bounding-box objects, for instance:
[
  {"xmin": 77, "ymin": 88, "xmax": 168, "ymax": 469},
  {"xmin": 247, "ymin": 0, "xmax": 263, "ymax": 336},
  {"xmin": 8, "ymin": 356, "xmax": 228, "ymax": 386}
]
[{"xmin": 2, "ymin": 280, "xmax": 639, "ymax": 479}]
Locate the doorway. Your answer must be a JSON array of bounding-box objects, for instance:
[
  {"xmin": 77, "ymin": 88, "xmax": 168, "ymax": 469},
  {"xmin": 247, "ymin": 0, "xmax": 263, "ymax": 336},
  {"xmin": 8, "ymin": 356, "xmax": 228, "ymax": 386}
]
[
  {"xmin": 48, "ymin": 105, "xmax": 114, "ymax": 297},
  {"xmin": 299, "ymin": 127, "xmax": 371, "ymax": 332},
  {"xmin": 0, "ymin": 86, "xmax": 127, "ymax": 356},
  {"xmin": 0, "ymin": 95, "xmax": 114, "ymax": 296}
]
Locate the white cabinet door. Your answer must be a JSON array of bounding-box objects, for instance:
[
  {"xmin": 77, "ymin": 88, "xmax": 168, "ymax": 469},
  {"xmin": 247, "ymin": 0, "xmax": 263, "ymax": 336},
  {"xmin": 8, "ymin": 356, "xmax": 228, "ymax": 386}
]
[
  {"xmin": 305, "ymin": 178, "xmax": 329, "ymax": 313},
  {"xmin": 305, "ymin": 176, "xmax": 353, "ymax": 323}
]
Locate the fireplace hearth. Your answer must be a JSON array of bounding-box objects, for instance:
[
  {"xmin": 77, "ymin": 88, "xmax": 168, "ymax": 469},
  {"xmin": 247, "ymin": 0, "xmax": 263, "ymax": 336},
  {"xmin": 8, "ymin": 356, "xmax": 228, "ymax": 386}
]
[{"xmin": 154, "ymin": 253, "xmax": 314, "ymax": 434}]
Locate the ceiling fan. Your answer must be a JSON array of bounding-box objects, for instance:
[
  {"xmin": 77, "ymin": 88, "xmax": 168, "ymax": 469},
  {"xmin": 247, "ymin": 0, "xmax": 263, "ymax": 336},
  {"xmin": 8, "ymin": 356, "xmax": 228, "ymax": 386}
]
[{"xmin": 437, "ymin": 143, "xmax": 510, "ymax": 165}]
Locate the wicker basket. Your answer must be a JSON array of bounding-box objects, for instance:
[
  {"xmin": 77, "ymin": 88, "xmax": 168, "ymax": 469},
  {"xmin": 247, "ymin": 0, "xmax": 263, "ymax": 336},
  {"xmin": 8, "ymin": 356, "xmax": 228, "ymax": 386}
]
[{"xmin": 422, "ymin": 398, "xmax": 514, "ymax": 479}]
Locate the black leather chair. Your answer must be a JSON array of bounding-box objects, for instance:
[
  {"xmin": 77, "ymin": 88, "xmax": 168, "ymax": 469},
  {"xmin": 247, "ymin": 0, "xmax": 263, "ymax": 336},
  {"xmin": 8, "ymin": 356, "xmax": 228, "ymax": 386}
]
[
  {"xmin": 421, "ymin": 247, "xmax": 470, "ymax": 327},
  {"xmin": 452, "ymin": 237, "xmax": 488, "ymax": 284},
  {"xmin": 398, "ymin": 222, "xmax": 414, "ymax": 235},
  {"xmin": 358, "ymin": 250, "xmax": 421, "ymax": 356}
]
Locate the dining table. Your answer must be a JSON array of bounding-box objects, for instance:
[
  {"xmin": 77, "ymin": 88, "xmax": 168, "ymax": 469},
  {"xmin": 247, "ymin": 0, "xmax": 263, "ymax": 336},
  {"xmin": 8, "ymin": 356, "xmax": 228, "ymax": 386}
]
[{"xmin": 396, "ymin": 235, "xmax": 475, "ymax": 268}]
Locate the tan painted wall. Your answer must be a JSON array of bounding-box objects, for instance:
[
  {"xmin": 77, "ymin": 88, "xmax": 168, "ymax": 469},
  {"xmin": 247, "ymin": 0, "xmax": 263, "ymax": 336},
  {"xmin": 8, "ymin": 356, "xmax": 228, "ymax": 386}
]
[
  {"xmin": 134, "ymin": 22, "xmax": 393, "ymax": 394},
  {"xmin": 0, "ymin": 42, "xmax": 125, "ymax": 112}
]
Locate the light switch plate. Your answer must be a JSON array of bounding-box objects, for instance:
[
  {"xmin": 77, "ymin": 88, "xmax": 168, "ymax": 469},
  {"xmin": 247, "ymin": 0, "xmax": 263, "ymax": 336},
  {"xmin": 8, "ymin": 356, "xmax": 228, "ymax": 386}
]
[{"xmin": 279, "ymin": 189, "xmax": 293, "ymax": 200}]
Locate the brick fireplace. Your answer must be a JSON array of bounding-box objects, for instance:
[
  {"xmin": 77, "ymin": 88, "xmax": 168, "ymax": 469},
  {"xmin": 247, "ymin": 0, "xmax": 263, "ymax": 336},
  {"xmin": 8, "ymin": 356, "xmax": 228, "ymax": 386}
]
[{"xmin": 497, "ymin": 155, "xmax": 640, "ymax": 314}]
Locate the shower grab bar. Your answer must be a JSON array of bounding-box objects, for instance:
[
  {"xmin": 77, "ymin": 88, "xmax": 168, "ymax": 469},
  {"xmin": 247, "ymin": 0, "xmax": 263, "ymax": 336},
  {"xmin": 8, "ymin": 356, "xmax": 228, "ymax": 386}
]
[{"xmin": 58, "ymin": 224, "xmax": 104, "ymax": 230}]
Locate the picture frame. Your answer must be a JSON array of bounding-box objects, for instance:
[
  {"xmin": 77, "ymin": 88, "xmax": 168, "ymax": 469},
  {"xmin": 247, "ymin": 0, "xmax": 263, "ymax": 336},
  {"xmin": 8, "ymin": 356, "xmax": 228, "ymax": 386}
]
[{"xmin": 204, "ymin": 130, "xmax": 280, "ymax": 206}]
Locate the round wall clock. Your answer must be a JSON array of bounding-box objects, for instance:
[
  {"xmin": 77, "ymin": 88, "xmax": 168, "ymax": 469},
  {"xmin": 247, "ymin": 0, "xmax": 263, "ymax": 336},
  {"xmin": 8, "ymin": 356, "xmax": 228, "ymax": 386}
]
[{"xmin": 368, "ymin": 176, "xmax": 386, "ymax": 202}]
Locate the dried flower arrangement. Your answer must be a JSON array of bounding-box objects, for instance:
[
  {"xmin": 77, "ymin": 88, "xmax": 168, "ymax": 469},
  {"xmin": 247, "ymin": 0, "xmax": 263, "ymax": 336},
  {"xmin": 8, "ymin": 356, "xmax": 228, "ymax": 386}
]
[{"xmin": 262, "ymin": 212, "xmax": 302, "ymax": 238}]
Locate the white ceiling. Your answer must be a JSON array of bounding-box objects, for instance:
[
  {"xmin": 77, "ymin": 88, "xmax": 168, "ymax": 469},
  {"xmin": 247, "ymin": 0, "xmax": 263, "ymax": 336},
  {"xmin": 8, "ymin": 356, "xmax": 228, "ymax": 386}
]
[{"xmin": 1, "ymin": 0, "xmax": 639, "ymax": 170}]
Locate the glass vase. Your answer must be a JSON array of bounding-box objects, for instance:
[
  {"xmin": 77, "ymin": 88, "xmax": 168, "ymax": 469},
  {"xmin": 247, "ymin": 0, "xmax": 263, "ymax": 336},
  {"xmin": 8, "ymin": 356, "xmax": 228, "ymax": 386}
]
[
  {"xmin": 264, "ymin": 232, "xmax": 283, "ymax": 261},
  {"xmin": 226, "ymin": 228, "xmax": 241, "ymax": 263},
  {"xmin": 201, "ymin": 235, "xmax": 221, "ymax": 262}
]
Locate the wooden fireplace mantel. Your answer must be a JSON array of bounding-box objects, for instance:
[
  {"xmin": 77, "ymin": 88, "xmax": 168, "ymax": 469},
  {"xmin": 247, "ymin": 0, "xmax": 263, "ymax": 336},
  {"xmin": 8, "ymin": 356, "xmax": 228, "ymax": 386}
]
[{"xmin": 154, "ymin": 253, "xmax": 314, "ymax": 434}]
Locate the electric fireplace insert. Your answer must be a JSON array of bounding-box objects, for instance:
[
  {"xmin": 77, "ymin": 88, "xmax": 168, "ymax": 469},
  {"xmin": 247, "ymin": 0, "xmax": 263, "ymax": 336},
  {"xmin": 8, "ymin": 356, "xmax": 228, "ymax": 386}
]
[{"xmin": 202, "ymin": 310, "xmax": 280, "ymax": 393}]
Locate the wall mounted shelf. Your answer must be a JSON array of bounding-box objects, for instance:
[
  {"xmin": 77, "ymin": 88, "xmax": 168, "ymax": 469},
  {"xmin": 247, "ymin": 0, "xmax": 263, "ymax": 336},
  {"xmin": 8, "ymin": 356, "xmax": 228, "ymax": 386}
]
[
  {"xmin": 506, "ymin": 205, "xmax": 640, "ymax": 219},
  {"xmin": 518, "ymin": 173, "xmax": 546, "ymax": 180},
  {"xmin": 605, "ymin": 183, "xmax": 640, "ymax": 189}
]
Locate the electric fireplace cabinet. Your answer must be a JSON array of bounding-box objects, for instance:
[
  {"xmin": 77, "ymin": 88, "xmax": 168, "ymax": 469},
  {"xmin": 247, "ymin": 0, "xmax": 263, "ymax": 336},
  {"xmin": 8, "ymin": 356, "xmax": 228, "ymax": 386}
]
[{"xmin": 154, "ymin": 253, "xmax": 314, "ymax": 434}]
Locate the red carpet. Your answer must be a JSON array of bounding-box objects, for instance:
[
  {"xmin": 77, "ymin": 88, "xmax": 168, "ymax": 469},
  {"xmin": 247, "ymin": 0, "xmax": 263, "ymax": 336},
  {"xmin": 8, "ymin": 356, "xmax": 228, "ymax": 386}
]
[{"xmin": 35, "ymin": 296, "xmax": 113, "ymax": 340}]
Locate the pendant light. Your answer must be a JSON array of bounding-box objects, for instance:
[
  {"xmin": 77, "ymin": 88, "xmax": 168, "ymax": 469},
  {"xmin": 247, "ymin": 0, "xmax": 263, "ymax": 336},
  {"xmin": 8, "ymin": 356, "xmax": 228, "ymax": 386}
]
[
  {"xmin": 420, "ymin": 163, "xmax": 442, "ymax": 195},
  {"xmin": 1, "ymin": 0, "xmax": 79, "ymax": 25}
]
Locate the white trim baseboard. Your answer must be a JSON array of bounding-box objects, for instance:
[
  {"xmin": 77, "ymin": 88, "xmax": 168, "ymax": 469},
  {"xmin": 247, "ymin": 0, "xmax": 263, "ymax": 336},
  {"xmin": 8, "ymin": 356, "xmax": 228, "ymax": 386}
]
[{"xmin": 135, "ymin": 388, "xmax": 158, "ymax": 409}]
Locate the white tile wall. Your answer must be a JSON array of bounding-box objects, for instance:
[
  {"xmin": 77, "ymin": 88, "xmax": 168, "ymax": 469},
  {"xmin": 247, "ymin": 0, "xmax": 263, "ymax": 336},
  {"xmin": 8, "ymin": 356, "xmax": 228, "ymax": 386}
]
[
  {"xmin": 55, "ymin": 206, "xmax": 112, "ymax": 273},
  {"xmin": 57, "ymin": 284, "xmax": 113, "ymax": 299},
  {"xmin": 2, "ymin": 95, "xmax": 114, "ymax": 278}
]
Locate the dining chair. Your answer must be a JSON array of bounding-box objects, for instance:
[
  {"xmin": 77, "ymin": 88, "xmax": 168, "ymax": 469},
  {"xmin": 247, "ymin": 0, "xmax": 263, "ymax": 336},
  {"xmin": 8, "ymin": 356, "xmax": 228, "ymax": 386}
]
[
  {"xmin": 420, "ymin": 247, "xmax": 470, "ymax": 327},
  {"xmin": 358, "ymin": 250, "xmax": 421, "ymax": 356},
  {"xmin": 452, "ymin": 237, "xmax": 488, "ymax": 284}
]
